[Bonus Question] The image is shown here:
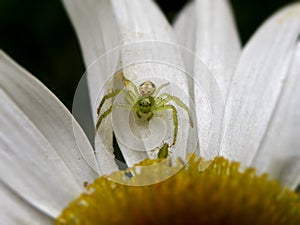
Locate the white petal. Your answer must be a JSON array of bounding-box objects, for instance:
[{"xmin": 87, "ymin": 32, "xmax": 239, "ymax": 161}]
[
  {"xmin": 173, "ymin": 2, "xmax": 196, "ymax": 55},
  {"xmin": 0, "ymin": 181, "xmax": 53, "ymax": 225},
  {"xmin": 174, "ymin": 0, "xmax": 241, "ymax": 97},
  {"xmin": 174, "ymin": 0, "xmax": 241, "ymax": 159},
  {"xmin": 0, "ymin": 52, "xmax": 98, "ymax": 217},
  {"xmin": 0, "ymin": 89, "xmax": 79, "ymax": 217},
  {"xmin": 221, "ymin": 3, "xmax": 300, "ymax": 187},
  {"xmin": 63, "ymin": 0, "xmax": 192, "ymax": 169},
  {"xmin": 0, "ymin": 51, "xmax": 99, "ymax": 179},
  {"xmin": 252, "ymin": 38, "xmax": 300, "ymax": 188}
]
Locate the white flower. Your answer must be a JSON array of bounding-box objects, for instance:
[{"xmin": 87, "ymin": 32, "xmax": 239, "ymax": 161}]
[
  {"xmin": 0, "ymin": 0, "xmax": 299, "ymax": 224},
  {"xmin": 175, "ymin": 0, "xmax": 300, "ymax": 189}
]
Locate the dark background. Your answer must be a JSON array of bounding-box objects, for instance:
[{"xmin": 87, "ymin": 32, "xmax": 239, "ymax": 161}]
[{"xmin": 0, "ymin": 0, "xmax": 297, "ymax": 110}]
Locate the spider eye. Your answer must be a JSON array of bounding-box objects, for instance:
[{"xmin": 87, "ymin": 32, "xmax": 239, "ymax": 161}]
[{"xmin": 139, "ymin": 81, "xmax": 156, "ymax": 96}]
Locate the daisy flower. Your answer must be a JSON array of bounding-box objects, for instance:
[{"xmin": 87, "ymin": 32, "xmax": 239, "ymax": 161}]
[{"xmin": 0, "ymin": 0, "xmax": 299, "ymax": 224}]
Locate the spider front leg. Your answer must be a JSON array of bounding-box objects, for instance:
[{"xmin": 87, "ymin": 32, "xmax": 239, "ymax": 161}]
[
  {"xmin": 155, "ymin": 105, "xmax": 178, "ymax": 146},
  {"xmin": 96, "ymin": 105, "xmax": 113, "ymax": 131},
  {"xmin": 156, "ymin": 93, "xmax": 194, "ymax": 128},
  {"xmin": 153, "ymin": 82, "xmax": 170, "ymax": 96},
  {"xmin": 97, "ymin": 89, "xmax": 122, "ymax": 115},
  {"xmin": 120, "ymin": 73, "xmax": 139, "ymax": 96},
  {"xmin": 96, "ymin": 104, "xmax": 132, "ymax": 131},
  {"xmin": 96, "ymin": 87, "xmax": 137, "ymax": 119},
  {"xmin": 124, "ymin": 89, "xmax": 137, "ymax": 106}
]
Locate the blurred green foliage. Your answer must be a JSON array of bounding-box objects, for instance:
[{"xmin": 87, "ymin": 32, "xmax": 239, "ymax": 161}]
[{"xmin": 0, "ymin": 0, "xmax": 297, "ymax": 110}]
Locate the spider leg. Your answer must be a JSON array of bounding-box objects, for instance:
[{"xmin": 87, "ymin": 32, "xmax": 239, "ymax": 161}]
[
  {"xmin": 155, "ymin": 96, "xmax": 173, "ymax": 108},
  {"xmin": 155, "ymin": 105, "xmax": 178, "ymax": 146},
  {"xmin": 156, "ymin": 93, "xmax": 194, "ymax": 128},
  {"xmin": 136, "ymin": 111, "xmax": 142, "ymax": 119},
  {"xmin": 120, "ymin": 74, "xmax": 139, "ymax": 96},
  {"xmin": 153, "ymin": 82, "xmax": 170, "ymax": 96},
  {"xmin": 97, "ymin": 89, "xmax": 122, "ymax": 115},
  {"xmin": 124, "ymin": 89, "xmax": 137, "ymax": 105},
  {"xmin": 147, "ymin": 112, "xmax": 154, "ymax": 121},
  {"xmin": 95, "ymin": 104, "xmax": 132, "ymax": 131}
]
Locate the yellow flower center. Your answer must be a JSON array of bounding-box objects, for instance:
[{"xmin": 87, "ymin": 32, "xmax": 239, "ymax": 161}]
[{"xmin": 56, "ymin": 155, "xmax": 300, "ymax": 225}]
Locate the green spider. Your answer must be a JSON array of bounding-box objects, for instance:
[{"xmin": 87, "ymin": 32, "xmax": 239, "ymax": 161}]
[{"xmin": 96, "ymin": 75, "xmax": 194, "ymax": 147}]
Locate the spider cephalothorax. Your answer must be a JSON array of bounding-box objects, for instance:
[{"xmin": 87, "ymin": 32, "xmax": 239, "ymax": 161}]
[{"xmin": 96, "ymin": 75, "xmax": 193, "ymax": 153}]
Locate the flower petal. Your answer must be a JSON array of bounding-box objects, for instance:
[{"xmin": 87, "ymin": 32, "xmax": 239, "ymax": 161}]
[
  {"xmin": 63, "ymin": 0, "xmax": 191, "ymax": 168},
  {"xmin": 252, "ymin": 38, "xmax": 300, "ymax": 189},
  {"xmin": 174, "ymin": 0, "xmax": 241, "ymax": 97},
  {"xmin": 0, "ymin": 88, "xmax": 80, "ymax": 217},
  {"xmin": 173, "ymin": 0, "xmax": 241, "ymax": 159},
  {"xmin": 0, "ymin": 181, "xmax": 53, "ymax": 224},
  {"xmin": 221, "ymin": 3, "xmax": 300, "ymax": 187},
  {"xmin": 0, "ymin": 51, "xmax": 98, "ymax": 217}
]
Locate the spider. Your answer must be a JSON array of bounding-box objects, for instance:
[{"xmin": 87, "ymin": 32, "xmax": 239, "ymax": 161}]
[{"xmin": 96, "ymin": 75, "xmax": 194, "ymax": 147}]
